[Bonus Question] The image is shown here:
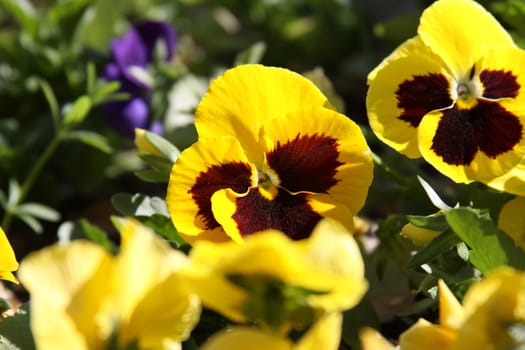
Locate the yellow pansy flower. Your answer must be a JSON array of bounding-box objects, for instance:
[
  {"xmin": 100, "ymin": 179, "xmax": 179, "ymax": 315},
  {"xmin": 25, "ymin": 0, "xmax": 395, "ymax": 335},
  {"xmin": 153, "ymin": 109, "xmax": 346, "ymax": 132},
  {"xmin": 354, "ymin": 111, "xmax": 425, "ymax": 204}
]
[
  {"xmin": 166, "ymin": 64, "xmax": 373, "ymax": 244},
  {"xmin": 200, "ymin": 311, "xmax": 342, "ymax": 350},
  {"xmin": 0, "ymin": 227, "xmax": 18, "ymax": 283},
  {"xmin": 182, "ymin": 218, "xmax": 367, "ymax": 327},
  {"xmin": 397, "ymin": 267, "xmax": 525, "ymax": 350},
  {"xmin": 18, "ymin": 218, "xmax": 200, "ymax": 350},
  {"xmin": 367, "ymin": 0, "xmax": 525, "ymax": 183}
]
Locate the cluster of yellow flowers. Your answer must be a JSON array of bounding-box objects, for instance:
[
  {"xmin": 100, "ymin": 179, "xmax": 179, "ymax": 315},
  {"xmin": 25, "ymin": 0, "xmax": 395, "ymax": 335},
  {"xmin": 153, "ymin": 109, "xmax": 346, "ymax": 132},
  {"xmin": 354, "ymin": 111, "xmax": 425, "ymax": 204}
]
[{"xmin": 4, "ymin": 0, "xmax": 525, "ymax": 348}]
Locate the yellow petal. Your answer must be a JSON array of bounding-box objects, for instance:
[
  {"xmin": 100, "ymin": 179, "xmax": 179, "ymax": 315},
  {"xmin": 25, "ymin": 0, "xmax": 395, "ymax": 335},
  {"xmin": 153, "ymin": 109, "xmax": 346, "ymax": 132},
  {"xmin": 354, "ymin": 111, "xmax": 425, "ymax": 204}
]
[
  {"xmin": 438, "ymin": 280, "xmax": 465, "ymax": 330},
  {"xmin": 498, "ymin": 197, "xmax": 525, "ymax": 249},
  {"xmin": 0, "ymin": 227, "xmax": 18, "ymax": 283},
  {"xmin": 195, "ymin": 64, "xmax": 332, "ymax": 163},
  {"xmin": 200, "ymin": 326, "xmax": 291, "ymax": 350},
  {"xmin": 367, "ymin": 46, "xmax": 454, "ymax": 158},
  {"xmin": 134, "ymin": 128, "xmax": 163, "ymax": 156},
  {"xmin": 359, "ymin": 327, "xmax": 395, "ymax": 350},
  {"xmin": 18, "ymin": 240, "xmax": 114, "ymax": 349},
  {"xmin": 166, "ymin": 136, "xmax": 256, "ymax": 241},
  {"xmin": 418, "ymin": 0, "xmax": 515, "ymax": 78},
  {"xmin": 261, "ymin": 106, "xmax": 373, "ymax": 215},
  {"xmin": 484, "ymin": 161, "xmax": 525, "ymax": 196},
  {"xmin": 399, "ymin": 318, "xmax": 456, "ymax": 350},
  {"xmin": 400, "ymin": 223, "xmax": 440, "ymax": 246},
  {"xmin": 210, "ymin": 187, "xmax": 250, "ymax": 243},
  {"xmin": 295, "ymin": 312, "xmax": 342, "ymax": 350}
]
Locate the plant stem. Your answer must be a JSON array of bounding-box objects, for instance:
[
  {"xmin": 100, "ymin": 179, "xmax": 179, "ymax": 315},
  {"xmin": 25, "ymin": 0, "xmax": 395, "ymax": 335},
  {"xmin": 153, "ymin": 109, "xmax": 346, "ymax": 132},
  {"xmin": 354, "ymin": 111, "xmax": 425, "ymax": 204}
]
[{"xmin": 1, "ymin": 132, "xmax": 63, "ymax": 231}]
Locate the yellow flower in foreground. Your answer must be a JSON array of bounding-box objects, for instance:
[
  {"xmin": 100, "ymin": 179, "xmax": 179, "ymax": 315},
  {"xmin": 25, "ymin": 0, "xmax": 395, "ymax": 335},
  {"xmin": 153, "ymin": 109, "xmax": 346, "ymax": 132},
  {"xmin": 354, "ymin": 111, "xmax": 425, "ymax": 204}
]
[
  {"xmin": 166, "ymin": 64, "xmax": 373, "ymax": 244},
  {"xmin": 498, "ymin": 196, "xmax": 525, "ymax": 250},
  {"xmin": 18, "ymin": 218, "xmax": 200, "ymax": 350},
  {"xmin": 359, "ymin": 327, "xmax": 395, "ymax": 350},
  {"xmin": 367, "ymin": 0, "xmax": 525, "ymax": 183},
  {"xmin": 182, "ymin": 218, "xmax": 367, "ymax": 327},
  {"xmin": 201, "ymin": 312, "xmax": 342, "ymax": 350},
  {"xmin": 0, "ymin": 227, "xmax": 18, "ymax": 283},
  {"xmin": 399, "ymin": 267, "xmax": 525, "ymax": 350}
]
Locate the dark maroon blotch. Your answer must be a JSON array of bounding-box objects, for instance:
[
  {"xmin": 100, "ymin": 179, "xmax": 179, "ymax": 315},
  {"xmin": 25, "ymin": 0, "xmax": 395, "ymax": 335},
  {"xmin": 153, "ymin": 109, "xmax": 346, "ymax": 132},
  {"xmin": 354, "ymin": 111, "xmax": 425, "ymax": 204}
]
[
  {"xmin": 266, "ymin": 133, "xmax": 342, "ymax": 193},
  {"xmin": 396, "ymin": 73, "xmax": 453, "ymax": 127},
  {"xmin": 431, "ymin": 101, "xmax": 522, "ymax": 165},
  {"xmin": 480, "ymin": 69, "xmax": 520, "ymax": 99},
  {"xmin": 190, "ymin": 162, "xmax": 252, "ymax": 229},
  {"xmin": 233, "ymin": 188, "xmax": 322, "ymax": 240}
]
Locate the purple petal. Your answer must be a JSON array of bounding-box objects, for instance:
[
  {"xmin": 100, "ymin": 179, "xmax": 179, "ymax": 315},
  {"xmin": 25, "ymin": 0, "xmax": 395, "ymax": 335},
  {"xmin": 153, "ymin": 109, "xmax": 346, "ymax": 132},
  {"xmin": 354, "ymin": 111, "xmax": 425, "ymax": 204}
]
[
  {"xmin": 135, "ymin": 21, "xmax": 177, "ymax": 62},
  {"xmin": 148, "ymin": 120, "xmax": 164, "ymax": 135},
  {"xmin": 101, "ymin": 97, "xmax": 150, "ymax": 139}
]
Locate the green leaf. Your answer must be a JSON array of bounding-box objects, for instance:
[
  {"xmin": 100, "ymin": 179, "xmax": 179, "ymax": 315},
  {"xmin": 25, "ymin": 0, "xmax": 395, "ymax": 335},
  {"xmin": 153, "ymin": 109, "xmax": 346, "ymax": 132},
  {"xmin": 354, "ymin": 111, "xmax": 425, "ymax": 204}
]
[
  {"xmin": 15, "ymin": 202, "xmax": 60, "ymax": 222},
  {"xmin": 62, "ymin": 130, "xmax": 111, "ymax": 153},
  {"xmin": 36, "ymin": 79, "xmax": 60, "ymax": 130},
  {"xmin": 407, "ymin": 228, "xmax": 461, "ymax": 269},
  {"xmin": 47, "ymin": 0, "xmax": 90, "ymax": 24},
  {"xmin": 111, "ymin": 193, "xmax": 169, "ymax": 217},
  {"xmin": 234, "ymin": 41, "xmax": 267, "ymax": 65},
  {"xmin": 16, "ymin": 213, "xmax": 43, "ymax": 234},
  {"xmin": 0, "ymin": 303, "xmax": 36, "ymax": 350},
  {"xmin": 133, "ymin": 169, "xmax": 170, "ymax": 183},
  {"xmin": 63, "ymin": 96, "xmax": 92, "ymax": 127},
  {"xmin": 0, "ymin": 0, "xmax": 39, "ymax": 38},
  {"xmin": 77, "ymin": 219, "xmax": 115, "ymax": 251},
  {"xmin": 445, "ymin": 207, "xmax": 525, "ymax": 273},
  {"xmin": 136, "ymin": 153, "xmax": 174, "ymax": 171},
  {"xmin": 407, "ymin": 212, "xmax": 448, "ymax": 231},
  {"xmin": 138, "ymin": 214, "xmax": 186, "ymax": 247},
  {"xmin": 91, "ymin": 81, "xmax": 121, "ymax": 105},
  {"xmin": 144, "ymin": 131, "xmax": 180, "ymax": 162},
  {"xmin": 0, "ymin": 298, "xmax": 11, "ymax": 314}
]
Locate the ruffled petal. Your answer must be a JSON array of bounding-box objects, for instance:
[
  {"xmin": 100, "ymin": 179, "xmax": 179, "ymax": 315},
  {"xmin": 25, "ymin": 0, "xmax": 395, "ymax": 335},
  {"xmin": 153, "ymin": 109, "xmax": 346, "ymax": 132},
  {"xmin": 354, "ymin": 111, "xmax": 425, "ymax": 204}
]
[
  {"xmin": 418, "ymin": 100, "xmax": 525, "ymax": 183},
  {"xmin": 166, "ymin": 136, "xmax": 256, "ymax": 242},
  {"xmin": 399, "ymin": 318, "xmax": 456, "ymax": 350},
  {"xmin": 262, "ymin": 106, "xmax": 373, "ymax": 215},
  {"xmin": 418, "ymin": 0, "xmax": 515, "ymax": 78},
  {"xmin": 367, "ymin": 47, "xmax": 454, "ymax": 158},
  {"xmin": 195, "ymin": 64, "xmax": 332, "ymax": 163}
]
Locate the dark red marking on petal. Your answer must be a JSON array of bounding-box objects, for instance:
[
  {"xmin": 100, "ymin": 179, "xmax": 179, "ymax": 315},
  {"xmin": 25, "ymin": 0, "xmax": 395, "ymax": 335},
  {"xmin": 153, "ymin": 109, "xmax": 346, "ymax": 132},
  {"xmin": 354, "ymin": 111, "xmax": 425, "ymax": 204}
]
[
  {"xmin": 232, "ymin": 188, "xmax": 322, "ymax": 240},
  {"xmin": 480, "ymin": 69, "xmax": 520, "ymax": 99},
  {"xmin": 266, "ymin": 134, "xmax": 342, "ymax": 193},
  {"xmin": 190, "ymin": 162, "xmax": 252, "ymax": 230},
  {"xmin": 396, "ymin": 73, "xmax": 453, "ymax": 127},
  {"xmin": 431, "ymin": 101, "xmax": 522, "ymax": 165}
]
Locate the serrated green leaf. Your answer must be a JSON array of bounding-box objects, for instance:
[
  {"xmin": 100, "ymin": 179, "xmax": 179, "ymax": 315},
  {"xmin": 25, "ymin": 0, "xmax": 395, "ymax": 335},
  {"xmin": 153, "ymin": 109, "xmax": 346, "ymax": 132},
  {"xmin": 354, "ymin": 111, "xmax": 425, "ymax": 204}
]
[
  {"xmin": 133, "ymin": 169, "xmax": 170, "ymax": 183},
  {"xmin": 0, "ymin": 303, "xmax": 35, "ymax": 350},
  {"xmin": 62, "ymin": 130, "xmax": 111, "ymax": 153},
  {"xmin": 15, "ymin": 203, "xmax": 60, "ymax": 222},
  {"xmin": 63, "ymin": 96, "xmax": 91, "ymax": 127},
  {"xmin": 407, "ymin": 228, "xmax": 460, "ymax": 269},
  {"xmin": 445, "ymin": 207, "xmax": 525, "ymax": 273}
]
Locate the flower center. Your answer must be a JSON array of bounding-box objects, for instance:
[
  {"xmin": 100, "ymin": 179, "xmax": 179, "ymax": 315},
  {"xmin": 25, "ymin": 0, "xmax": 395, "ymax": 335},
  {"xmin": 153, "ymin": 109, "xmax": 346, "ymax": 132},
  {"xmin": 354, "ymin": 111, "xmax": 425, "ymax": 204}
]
[
  {"xmin": 256, "ymin": 167, "xmax": 280, "ymax": 199},
  {"xmin": 455, "ymin": 78, "xmax": 482, "ymax": 109}
]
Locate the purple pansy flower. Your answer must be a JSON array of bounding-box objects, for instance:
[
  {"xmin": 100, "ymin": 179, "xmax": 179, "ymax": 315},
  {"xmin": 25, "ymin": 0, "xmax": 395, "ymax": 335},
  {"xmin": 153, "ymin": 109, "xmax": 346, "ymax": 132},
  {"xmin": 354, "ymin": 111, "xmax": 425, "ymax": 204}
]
[{"xmin": 100, "ymin": 21, "xmax": 176, "ymax": 138}]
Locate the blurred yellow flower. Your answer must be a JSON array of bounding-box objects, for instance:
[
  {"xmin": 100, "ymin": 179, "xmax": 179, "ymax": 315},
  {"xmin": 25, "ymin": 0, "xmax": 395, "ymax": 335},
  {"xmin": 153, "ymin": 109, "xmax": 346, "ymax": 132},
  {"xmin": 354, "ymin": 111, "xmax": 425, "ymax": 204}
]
[
  {"xmin": 134, "ymin": 128, "xmax": 163, "ymax": 156},
  {"xmin": 0, "ymin": 226, "xmax": 18, "ymax": 283},
  {"xmin": 18, "ymin": 218, "xmax": 200, "ymax": 350},
  {"xmin": 498, "ymin": 196, "xmax": 525, "ymax": 250},
  {"xmin": 182, "ymin": 218, "xmax": 367, "ymax": 329},
  {"xmin": 398, "ymin": 267, "xmax": 525, "ymax": 350},
  {"xmin": 201, "ymin": 311, "xmax": 342, "ymax": 350},
  {"xmin": 359, "ymin": 327, "xmax": 395, "ymax": 350}
]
